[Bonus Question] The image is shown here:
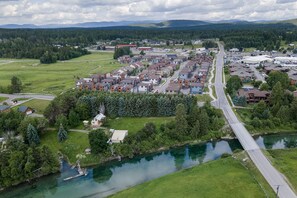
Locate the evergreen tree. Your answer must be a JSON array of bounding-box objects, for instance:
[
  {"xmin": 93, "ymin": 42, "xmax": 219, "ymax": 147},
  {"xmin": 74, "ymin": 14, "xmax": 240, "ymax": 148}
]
[
  {"xmin": 27, "ymin": 124, "xmax": 40, "ymax": 145},
  {"xmin": 191, "ymin": 120, "xmax": 201, "ymax": 139},
  {"xmin": 58, "ymin": 124, "xmax": 68, "ymax": 142},
  {"xmin": 270, "ymin": 82, "xmax": 284, "ymax": 115},
  {"xmin": 198, "ymin": 109, "xmax": 209, "ymax": 135},
  {"xmin": 175, "ymin": 104, "xmax": 188, "ymax": 139}
]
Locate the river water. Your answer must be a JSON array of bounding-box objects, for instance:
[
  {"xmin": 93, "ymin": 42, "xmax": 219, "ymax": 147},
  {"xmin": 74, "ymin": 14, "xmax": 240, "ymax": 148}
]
[{"xmin": 2, "ymin": 133, "xmax": 297, "ymax": 198}]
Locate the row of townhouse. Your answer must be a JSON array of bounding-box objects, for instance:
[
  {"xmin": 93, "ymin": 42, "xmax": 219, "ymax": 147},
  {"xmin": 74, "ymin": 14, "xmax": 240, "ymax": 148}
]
[{"xmin": 166, "ymin": 54, "xmax": 213, "ymax": 94}]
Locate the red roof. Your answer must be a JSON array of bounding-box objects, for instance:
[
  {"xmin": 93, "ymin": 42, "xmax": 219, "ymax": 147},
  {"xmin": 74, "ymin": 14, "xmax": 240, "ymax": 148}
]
[{"xmin": 117, "ymin": 44, "xmax": 137, "ymax": 48}]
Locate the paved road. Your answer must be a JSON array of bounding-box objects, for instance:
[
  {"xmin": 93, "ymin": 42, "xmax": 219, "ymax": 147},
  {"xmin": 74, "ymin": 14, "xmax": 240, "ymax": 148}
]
[
  {"xmin": 214, "ymin": 44, "xmax": 296, "ymax": 198},
  {"xmin": 249, "ymin": 64, "xmax": 265, "ymax": 82},
  {"xmin": 0, "ymin": 93, "xmax": 55, "ymax": 105},
  {"xmin": 154, "ymin": 61, "xmax": 189, "ymax": 93}
]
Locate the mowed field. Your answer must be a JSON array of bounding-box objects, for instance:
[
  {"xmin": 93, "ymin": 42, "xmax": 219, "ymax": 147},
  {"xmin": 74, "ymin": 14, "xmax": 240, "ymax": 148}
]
[
  {"xmin": 0, "ymin": 52, "xmax": 121, "ymax": 95},
  {"xmin": 112, "ymin": 157, "xmax": 273, "ymax": 198}
]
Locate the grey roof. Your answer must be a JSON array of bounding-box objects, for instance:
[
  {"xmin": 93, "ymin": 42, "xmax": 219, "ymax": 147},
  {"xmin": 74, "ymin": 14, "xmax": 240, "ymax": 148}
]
[
  {"xmin": 18, "ymin": 106, "xmax": 29, "ymax": 113},
  {"xmin": 0, "ymin": 105, "xmax": 10, "ymax": 111}
]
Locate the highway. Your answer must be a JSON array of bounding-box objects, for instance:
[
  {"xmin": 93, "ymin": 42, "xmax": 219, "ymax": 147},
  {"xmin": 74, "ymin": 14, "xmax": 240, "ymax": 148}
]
[{"xmin": 214, "ymin": 44, "xmax": 296, "ymax": 198}]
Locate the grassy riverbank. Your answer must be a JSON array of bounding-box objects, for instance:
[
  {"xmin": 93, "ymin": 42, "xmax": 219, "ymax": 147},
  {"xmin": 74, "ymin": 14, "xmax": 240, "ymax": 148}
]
[
  {"xmin": 266, "ymin": 149, "xmax": 297, "ymax": 192},
  {"xmin": 111, "ymin": 154, "xmax": 274, "ymax": 198}
]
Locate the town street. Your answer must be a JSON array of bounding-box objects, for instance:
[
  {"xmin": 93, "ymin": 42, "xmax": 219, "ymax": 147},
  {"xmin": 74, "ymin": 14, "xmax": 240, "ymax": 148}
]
[
  {"xmin": 0, "ymin": 93, "xmax": 55, "ymax": 105},
  {"xmin": 214, "ymin": 44, "xmax": 297, "ymax": 198},
  {"xmin": 154, "ymin": 60, "xmax": 189, "ymax": 93}
]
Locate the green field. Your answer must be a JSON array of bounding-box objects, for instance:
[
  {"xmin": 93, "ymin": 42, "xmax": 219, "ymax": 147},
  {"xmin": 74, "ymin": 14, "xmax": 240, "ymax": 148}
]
[
  {"xmin": 0, "ymin": 52, "xmax": 121, "ymax": 95},
  {"xmin": 107, "ymin": 117, "xmax": 175, "ymax": 135},
  {"xmin": 111, "ymin": 156, "xmax": 274, "ymax": 198},
  {"xmin": 196, "ymin": 94, "xmax": 212, "ymax": 102},
  {"xmin": 20, "ymin": 99, "xmax": 51, "ymax": 114},
  {"xmin": 267, "ymin": 149, "xmax": 297, "ymax": 192},
  {"xmin": 40, "ymin": 130, "xmax": 100, "ymax": 166},
  {"xmin": 0, "ymin": 97, "xmax": 8, "ymax": 103}
]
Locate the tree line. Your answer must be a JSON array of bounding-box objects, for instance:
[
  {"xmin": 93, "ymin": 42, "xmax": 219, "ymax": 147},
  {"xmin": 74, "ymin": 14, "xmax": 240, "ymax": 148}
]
[{"xmin": 44, "ymin": 90, "xmax": 197, "ymax": 124}]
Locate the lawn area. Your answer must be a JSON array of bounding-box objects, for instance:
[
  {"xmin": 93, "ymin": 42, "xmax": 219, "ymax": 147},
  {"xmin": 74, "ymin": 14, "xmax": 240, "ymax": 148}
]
[
  {"xmin": 267, "ymin": 149, "xmax": 297, "ymax": 192},
  {"xmin": 111, "ymin": 156, "xmax": 273, "ymax": 198},
  {"xmin": 0, "ymin": 97, "xmax": 8, "ymax": 103},
  {"xmin": 20, "ymin": 99, "xmax": 51, "ymax": 114},
  {"xmin": 0, "ymin": 52, "xmax": 121, "ymax": 95},
  {"xmin": 40, "ymin": 130, "xmax": 100, "ymax": 166},
  {"xmin": 196, "ymin": 94, "xmax": 212, "ymax": 102},
  {"xmin": 107, "ymin": 117, "xmax": 175, "ymax": 135}
]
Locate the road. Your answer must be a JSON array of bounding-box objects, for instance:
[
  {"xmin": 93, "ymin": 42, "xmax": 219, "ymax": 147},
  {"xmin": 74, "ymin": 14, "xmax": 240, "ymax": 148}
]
[
  {"xmin": 0, "ymin": 93, "xmax": 55, "ymax": 105},
  {"xmin": 214, "ymin": 44, "xmax": 296, "ymax": 198},
  {"xmin": 154, "ymin": 60, "xmax": 189, "ymax": 93},
  {"xmin": 249, "ymin": 64, "xmax": 265, "ymax": 82}
]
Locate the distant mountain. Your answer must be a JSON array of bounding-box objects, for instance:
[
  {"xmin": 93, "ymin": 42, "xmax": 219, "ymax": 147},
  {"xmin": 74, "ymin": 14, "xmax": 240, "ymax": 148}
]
[
  {"xmin": 131, "ymin": 20, "xmax": 211, "ymax": 28},
  {"xmin": 279, "ymin": 18, "xmax": 297, "ymax": 25},
  {"xmin": 0, "ymin": 21, "xmax": 160, "ymax": 29}
]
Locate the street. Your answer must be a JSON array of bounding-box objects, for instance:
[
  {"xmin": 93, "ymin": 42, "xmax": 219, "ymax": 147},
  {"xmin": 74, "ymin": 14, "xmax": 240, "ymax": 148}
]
[{"xmin": 214, "ymin": 43, "xmax": 296, "ymax": 198}]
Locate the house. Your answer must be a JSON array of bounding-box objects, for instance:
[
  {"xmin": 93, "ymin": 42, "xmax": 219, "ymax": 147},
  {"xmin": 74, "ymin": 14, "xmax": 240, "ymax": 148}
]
[
  {"xmin": 138, "ymin": 82, "xmax": 153, "ymax": 93},
  {"xmin": 110, "ymin": 130, "xmax": 128, "ymax": 143},
  {"xmin": 179, "ymin": 68, "xmax": 191, "ymax": 79},
  {"xmin": 18, "ymin": 106, "xmax": 34, "ymax": 115},
  {"xmin": 237, "ymin": 89, "xmax": 270, "ymax": 104},
  {"xmin": 0, "ymin": 105, "xmax": 10, "ymax": 113},
  {"xmin": 91, "ymin": 113, "xmax": 106, "ymax": 129},
  {"xmin": 166, "ymin": 83, "xmax": 181, "ymax": 94},
  {"xmin": 190, "ymin": 83, "xmax": 204, "ymax": 94}
]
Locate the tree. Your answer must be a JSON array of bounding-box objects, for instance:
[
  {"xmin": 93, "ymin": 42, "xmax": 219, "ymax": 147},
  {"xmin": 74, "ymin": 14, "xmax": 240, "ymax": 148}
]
[
  {"xmin": 88, "ymin": 129, "xmax": 109, "ymax": 154},
  {"xmin": 57, "ymin": 124, "xmax": 68, "ymax": 142},
  {"xmin": 10, "ymin": 76, "xmax": 22, "ymax": 93},
  {"xmin": 27, "ymin": 124, "xmax": 40, "ymax": 145},
  {"xmin": 198, "ymin": 109, "xmax": 209, "ymax": 135},
  {"xmin": 290, "ymin": 98, "xmax": 297, "ymax": 122},
  {"xmin": 270, "ymin": 82, "xmax": 284, "ymax": 115},
  {"xmin": 226, "ymin": 75, "xmax": 242, "ymax": 96},
  {"xmin": 68, "ymin": 110, "xmax": 80, "ymax": 127},
  {"xmin": 175, "ymin": 104, "xmax": 188, "ymax": 139},
  {"xmin": 252, "ymin": 100, "xmax": 270, "ymax": 119},
  {"xmin": 267, "ymin": 71, "xmax": 290, "ymax": 89},
  {"xmin": 252, "ymin": 80, "xmax": 262, "ymax": 88},
  {"xmin": 40, "ymin": 51, "xmax": 57, "ymax": 64},
  {"xmin": 191, "ymin": 120, "xmax": 200, "ymax": 139},
  {"xmin": 260, "ymin": 82, "xmax": 270, "ymax": 91},
  {"xmin": 55, "ymin": 114, "xmax": 68, "ymax": 130},
  {"xmin": 140, "ymin": 50, "xmax": 145, "ymax": 55}
]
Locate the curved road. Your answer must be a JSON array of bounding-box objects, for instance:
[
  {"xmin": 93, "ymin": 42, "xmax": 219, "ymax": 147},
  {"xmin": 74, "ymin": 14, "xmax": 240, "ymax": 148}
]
[{"xmin": 214, "ymin": 44, "xmax": 296, "ymax": 198}]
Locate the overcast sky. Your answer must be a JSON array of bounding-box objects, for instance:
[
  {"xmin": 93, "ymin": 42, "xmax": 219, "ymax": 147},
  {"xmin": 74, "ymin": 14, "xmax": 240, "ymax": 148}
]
[{"xmin": 0, "ymin": 0, "xmax": 297, "ymax": 24}]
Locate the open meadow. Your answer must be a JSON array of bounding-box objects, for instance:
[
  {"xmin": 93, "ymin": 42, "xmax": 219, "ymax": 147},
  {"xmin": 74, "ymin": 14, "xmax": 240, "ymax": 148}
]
[{"xmin": 0, "ymin": 52, "xmax": 121, "ymax": 95}]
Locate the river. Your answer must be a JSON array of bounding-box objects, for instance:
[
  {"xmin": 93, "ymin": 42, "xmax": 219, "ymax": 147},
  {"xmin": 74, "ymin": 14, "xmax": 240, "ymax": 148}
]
[{"xmin": 2, "ymin": 133, "xmax": 297, "ymax": 198}]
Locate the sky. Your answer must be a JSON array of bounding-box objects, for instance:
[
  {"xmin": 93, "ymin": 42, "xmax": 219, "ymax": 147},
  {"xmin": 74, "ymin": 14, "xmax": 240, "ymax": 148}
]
[{"xmin": 0, "ymin": 0, "xmax": 297, "ymax": 24}]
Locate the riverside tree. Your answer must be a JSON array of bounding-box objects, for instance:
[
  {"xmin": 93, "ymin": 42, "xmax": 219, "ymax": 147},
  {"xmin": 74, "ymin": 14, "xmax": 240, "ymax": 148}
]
[
  {"xmin": 175, "ymin": 104, "xmax": 188, "ymax": 139},
  {"xmin": 88, "ymin": 129, "xmax": 109, "ymax": 154},
  {"xmin": 27, "ymin": 124, "xmax": 40, "ymax": 145}
]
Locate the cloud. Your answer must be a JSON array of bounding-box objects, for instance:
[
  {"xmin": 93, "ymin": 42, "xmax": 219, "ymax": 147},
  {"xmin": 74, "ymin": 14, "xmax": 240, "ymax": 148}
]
[{"xmin": 0, "ymin": 0, "xmax": 296, "ymax": 24}]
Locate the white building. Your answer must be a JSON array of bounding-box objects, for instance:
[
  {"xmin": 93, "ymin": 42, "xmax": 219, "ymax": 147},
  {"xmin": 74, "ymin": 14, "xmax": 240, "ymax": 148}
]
[
  {"xmin": 91, "ymin": 113, "xmax": 106, "ymax": 129},
  {"xmin": 111, "ymin": 130, "xmax": 128, "ymax": 143}
]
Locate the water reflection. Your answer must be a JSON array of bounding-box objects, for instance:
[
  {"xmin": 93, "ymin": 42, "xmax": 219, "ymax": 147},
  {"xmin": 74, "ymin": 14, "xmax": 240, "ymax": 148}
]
[{"xmin": 3, "ymin": 133, "xmax": 297, "ymax": 198}]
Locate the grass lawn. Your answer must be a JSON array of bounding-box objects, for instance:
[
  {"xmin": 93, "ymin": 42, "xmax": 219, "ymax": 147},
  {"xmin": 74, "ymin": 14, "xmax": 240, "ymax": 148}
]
[
  {"xmin": 20, "ymin": 99, "xmax": 51, "ymax": 114},
  {"xmin": 267, "ymin": 149, "xmax": 297, "ymax": 192},
  {"xmin": 196, "ymin": 94, "xmax": 212, "ymax": 102},
  {"xmin": 0, "ymin": 52, "xmax": 121, "ymax": 95},
  {"xmin": 0, "ymin": 97, "xmax": 8, "ymax": 103},
  {"xmin": 107, "ymin": 117, "xmax": 175, "ymax": 135},
  {"xmin": 111, "ymin": 156, "xmax": 273, "ymax": 198},
  {"xmin": 40, "ymin": 130, "xmax": 100, "ymax": 166}
]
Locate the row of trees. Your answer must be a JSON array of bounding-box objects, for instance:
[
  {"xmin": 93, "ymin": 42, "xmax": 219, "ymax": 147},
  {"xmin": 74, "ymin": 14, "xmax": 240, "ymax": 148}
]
[
  {"xmin": 0, "ymin": 138, "xmax": 59, "ymax": 188},
  {"xmin": 44, "ymin": 91, "xmax": 197, "ymax": 124},
  {"xmin": 113, "ymin": 47, "xmax": 132, "ymax": 59}
]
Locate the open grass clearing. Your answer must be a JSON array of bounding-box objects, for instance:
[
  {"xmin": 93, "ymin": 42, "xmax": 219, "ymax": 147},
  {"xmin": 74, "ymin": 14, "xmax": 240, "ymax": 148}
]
[
  {"xmin": 111, "ymin": 155, "xmax": 274, "ymax": 198},
  {"xmin": 0, "ymin": 97, "xmax": 8, "ymax": 103},
  {"xmin": 106, "ymin": 117, "xmax": 175, "ymax": 135},
  {"xmin": 196, "ymin": 94, "xmax": 212, "ymax": 103},
  {"xmin": 19, "ymin": 99, "xmax": 51, "ymax": 114},
  {"xmin": 267, "ymin": 149, "xmax": 297, "ymax": 193},
  {"xmin": 40, "ymin": 130, "xmax": 100, "ymax": 166},
  {"xmin": 0, "ymin": 52, "xmax": 121, "ymax": 95}
]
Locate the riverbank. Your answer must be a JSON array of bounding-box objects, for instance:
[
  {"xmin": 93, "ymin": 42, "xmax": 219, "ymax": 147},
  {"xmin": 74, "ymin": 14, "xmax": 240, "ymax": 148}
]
[{"xmin": 110, "ymin": 153, "xmax": 275, "ymax": 198}]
